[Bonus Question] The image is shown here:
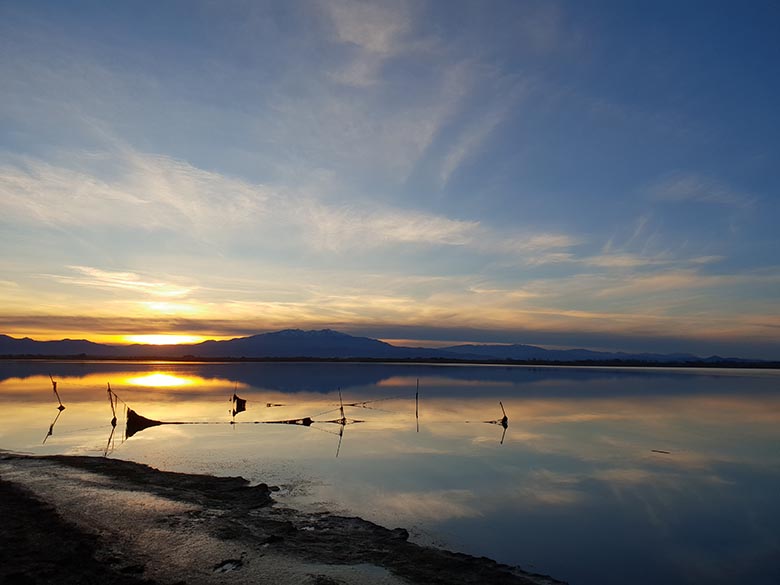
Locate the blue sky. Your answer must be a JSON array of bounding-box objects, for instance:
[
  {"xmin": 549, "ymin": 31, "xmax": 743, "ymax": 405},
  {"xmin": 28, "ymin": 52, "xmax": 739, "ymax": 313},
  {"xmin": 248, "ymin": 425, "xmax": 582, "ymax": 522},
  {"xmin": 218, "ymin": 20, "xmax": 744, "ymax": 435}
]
[{"xmin": 1, "ymin": 0, "xmax": 779, "ymax": 357}]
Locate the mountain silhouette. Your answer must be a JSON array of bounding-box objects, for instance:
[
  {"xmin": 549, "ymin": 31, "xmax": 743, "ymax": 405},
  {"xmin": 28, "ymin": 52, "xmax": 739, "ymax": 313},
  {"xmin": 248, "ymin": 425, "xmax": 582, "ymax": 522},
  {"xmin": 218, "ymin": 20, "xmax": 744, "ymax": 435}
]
[{"xmin": 0, "ymin": 329, "xmax": 760, "ymax": 363}]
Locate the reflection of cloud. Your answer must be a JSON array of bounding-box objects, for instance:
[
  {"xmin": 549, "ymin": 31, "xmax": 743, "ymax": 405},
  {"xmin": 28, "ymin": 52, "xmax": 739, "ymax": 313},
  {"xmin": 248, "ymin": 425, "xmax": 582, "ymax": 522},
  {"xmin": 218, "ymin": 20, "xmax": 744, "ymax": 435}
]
[
  {"xmin": 595, "ymin": 466, "xmax": 731, "ymax": 486},
  {"xmin": 593, "ymin": 468, "xmax": 662, "ymax": 485},
  {"xmin": 479, "ymin": 470, "xmax": 585, "ymax": 509},
  {"xmin": 470, "ymin": 430, "xmax": 545, "ymax": 444},
  {"xmin": 378, "ymin": 376, "xmax": 512, "ymax": 388},
  {"xmin": 378, "ymin": 489, "xmax": 481, "ymax": 521}
]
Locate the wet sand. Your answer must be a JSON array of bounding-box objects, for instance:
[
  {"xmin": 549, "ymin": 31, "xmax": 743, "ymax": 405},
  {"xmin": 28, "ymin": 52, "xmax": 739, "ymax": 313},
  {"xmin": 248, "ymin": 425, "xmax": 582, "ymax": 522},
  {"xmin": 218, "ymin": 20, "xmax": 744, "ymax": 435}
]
[{"xmin": 0, "ymin": 453, "xmax": 563, "ymax": 585}]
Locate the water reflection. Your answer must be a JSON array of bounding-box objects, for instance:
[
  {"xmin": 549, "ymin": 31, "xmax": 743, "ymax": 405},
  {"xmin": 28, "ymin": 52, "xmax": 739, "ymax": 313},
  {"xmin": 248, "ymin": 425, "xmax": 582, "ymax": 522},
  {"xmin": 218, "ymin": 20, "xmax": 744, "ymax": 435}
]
[
  {"xmin": 5, "ymin": 360, "xmax": 778, "ymax": 398},
  {"xmin": 42, "ymin": 408, "xmax": 65, "ymax": 444},
  {"xmin": 41, "ymin": 375, "xmax": 67, "ymax": 444},
  {"xmin": 125, "ymin": 408, "xmax": 165, "ymax": 439},
  {"xmin": 118, "ymin": 385, "xmax": 369, "ymax": 458},
  {"xmin": 1, "ymin": 362, "xmax": 779, "ymax": 585},
  {"xmin": 483, "ymin": 401, "xmax": 509, "ymax": 445},
  {"xmin": 124, "ymin": 373, "xmax": 196, "ymax": 387},
  {"xmin": 230, "ymin": 391, "xmax": 247, "ymax": 421}
]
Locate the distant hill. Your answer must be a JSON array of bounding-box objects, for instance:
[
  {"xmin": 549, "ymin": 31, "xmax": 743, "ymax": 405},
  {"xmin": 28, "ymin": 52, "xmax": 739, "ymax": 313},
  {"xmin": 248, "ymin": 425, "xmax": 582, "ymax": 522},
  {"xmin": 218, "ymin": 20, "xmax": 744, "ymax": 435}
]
[
  {"xmin": 440, "ymin": 343, "xmax": 702, "ymax": 363},
  {"xmin": 0, "ymin": 329, "xmax": 764, "ymax": 364},
  {"xmin": 0, "ymin": 334, "xmax": 110, "ymax": 356}
]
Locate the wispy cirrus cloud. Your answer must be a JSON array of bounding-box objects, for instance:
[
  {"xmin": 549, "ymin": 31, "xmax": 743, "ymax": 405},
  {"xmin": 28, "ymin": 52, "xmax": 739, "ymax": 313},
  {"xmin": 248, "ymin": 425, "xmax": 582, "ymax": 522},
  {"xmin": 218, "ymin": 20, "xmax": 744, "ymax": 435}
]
[
  {"xmin": 438, "ymin": 72, "xmax": 529, "ymax": 187},
  {"xmin": 0, "ymin": 153, "xmax": 269, "ymax": 233},
  {"xmin": 325, "ymin": 0, "xmax": 412, "ymax": 55},
  {"xmin": 298, "ymin": 200, "xmax": 478, "ymax": 251},
  {"xmin": 646, "ymin": 172, "xmax": 756, "ymax": 208},
  {"xmin": 267, "ymin": 57, "xmax": 476, "ymax": 180},
  {"xmin": 592, "ymin": 269, "xmax": 780, "ymax": 299},
  {"xmin": 439, "ymin": 100, "xmax": 513, "ymax": 187},
  {"xmin": 0, "ymin": 146, "xmax": 583, "ymax": 263},
  {"xmin": 0, "ymin": 150, "xmax": 464, "ymax": 250},
  {"xmin": 322, "ymin": 0, "xmax": 418, "ymax": 87},
  {"xmin": 49, "ymin": 266, "xmax": 194, "ymax": 298}
]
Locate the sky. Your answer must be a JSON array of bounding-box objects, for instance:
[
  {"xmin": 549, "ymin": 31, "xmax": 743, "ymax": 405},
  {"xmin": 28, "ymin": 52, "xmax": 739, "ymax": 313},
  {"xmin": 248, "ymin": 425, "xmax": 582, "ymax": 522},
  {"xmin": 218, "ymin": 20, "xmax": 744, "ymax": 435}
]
[{"xmin": 1, "ymin": 0, "xmax": 779, "ymax": 358}]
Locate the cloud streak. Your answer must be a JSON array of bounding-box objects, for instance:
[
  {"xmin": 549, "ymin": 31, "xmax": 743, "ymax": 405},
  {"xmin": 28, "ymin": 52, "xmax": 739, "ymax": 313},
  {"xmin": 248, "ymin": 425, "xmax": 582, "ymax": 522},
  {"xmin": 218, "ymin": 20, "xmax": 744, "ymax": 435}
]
[
  {"xmin": 647, "ymin": 173, "xmax": 756, "ymax": 209},
  {"xmin": 50, "ymin": 266, "xmax": 194, "ymax": 298}
]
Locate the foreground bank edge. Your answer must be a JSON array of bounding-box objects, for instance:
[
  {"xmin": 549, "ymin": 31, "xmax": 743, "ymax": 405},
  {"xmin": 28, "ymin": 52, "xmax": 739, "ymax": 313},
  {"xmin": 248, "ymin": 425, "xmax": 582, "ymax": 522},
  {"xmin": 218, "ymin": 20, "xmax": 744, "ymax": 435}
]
[{"xmin": 0, "ymin": 452, "xmax": 565, "ymax": 585}]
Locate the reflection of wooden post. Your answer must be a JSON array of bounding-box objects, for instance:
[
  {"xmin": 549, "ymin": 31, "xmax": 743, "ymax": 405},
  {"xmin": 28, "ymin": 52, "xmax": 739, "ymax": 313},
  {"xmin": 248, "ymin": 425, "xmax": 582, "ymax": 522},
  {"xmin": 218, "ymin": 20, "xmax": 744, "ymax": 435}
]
[
  {"xmin": 499, "ymin": 401, "xmax": 508, "ymax": 445},
  {"xmin": 415, "ymin": 378, "xmax": 419, "ymax": 433},
  {"xmin": 336, "ymin": 425, "xmax": 344, "ymax": 458},
  {"xmin": 337, "ymin": 388, "xmax": 346, "ymax": 457},
  {"xmin": 43, "ymin": 409, "xmax": 64, "ymax": 444}
]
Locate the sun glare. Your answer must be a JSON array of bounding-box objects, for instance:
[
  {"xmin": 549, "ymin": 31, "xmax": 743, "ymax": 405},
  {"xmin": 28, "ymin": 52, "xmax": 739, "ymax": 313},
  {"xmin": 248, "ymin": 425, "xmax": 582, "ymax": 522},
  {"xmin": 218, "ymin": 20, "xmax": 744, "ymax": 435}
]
[{"xmin": 123, "ymin": 334, "xmax": 205, "ymax": 345}]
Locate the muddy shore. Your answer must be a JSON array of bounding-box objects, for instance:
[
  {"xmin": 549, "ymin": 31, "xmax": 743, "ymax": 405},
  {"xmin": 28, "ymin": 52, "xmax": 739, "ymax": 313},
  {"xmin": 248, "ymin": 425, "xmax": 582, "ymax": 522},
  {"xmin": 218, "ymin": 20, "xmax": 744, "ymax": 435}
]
[{"xmin": 0, "ymin": 453, "xmax": 563, "ymax": 585}]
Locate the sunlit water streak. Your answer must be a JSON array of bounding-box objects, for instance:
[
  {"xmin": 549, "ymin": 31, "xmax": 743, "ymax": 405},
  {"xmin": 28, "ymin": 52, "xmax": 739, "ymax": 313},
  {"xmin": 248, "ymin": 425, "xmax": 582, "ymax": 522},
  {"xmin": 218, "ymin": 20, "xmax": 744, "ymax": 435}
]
[{"xmin": 1, "ymin": 361, "xmax": 779, "ymax": 585}]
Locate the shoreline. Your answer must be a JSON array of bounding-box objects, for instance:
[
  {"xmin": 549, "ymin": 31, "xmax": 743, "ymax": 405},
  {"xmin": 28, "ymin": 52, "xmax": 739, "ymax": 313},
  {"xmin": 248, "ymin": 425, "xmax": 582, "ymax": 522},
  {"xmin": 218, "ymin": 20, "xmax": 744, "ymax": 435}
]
[
  {"xmin": 2, "ymin": 355, "xmax": 778, "ymax": 369},
  {"xmin": 0, "ymin": 452, "xmax": 564, "ymax": 585}
]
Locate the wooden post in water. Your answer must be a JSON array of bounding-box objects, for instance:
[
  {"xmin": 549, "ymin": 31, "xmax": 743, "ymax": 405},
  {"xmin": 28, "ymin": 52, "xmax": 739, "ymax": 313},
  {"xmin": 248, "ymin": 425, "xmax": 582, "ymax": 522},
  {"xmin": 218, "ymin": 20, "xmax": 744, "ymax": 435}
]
[{"xmin": 50, "ymin": 374, "xmax": 65, "ymax": 411}]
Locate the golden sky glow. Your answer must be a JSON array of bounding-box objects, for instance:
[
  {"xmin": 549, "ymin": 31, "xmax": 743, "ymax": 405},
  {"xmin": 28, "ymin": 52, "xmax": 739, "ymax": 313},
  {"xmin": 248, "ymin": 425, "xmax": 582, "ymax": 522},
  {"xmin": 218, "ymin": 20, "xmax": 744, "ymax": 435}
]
[{"xmin": 124, "ymin": 335, "xmax": 208, "ymax": 345}]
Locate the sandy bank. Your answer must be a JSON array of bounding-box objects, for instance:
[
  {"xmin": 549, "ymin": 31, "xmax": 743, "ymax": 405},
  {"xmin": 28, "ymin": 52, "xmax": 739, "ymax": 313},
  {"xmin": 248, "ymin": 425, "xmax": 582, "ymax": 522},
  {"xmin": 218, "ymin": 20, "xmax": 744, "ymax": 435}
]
[{"xmin": 0, "ymin": 453, "xmax": 563, "ymax": 585}]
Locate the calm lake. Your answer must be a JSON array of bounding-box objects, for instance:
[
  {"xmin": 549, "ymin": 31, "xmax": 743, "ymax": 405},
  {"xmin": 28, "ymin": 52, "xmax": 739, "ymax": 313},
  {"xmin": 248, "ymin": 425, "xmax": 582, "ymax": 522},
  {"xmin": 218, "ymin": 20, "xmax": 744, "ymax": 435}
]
[{"xmin": 1, "ymin": 360, "xmax": 779, "ymax": 585}]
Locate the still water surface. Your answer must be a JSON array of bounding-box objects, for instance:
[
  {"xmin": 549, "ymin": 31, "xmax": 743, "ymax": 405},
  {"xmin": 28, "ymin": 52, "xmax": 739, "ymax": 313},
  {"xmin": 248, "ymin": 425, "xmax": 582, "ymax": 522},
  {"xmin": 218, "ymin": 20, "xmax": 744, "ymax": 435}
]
[{"xmin": 1, "ymin": 361, "xmax": 779, "ymax": 585}]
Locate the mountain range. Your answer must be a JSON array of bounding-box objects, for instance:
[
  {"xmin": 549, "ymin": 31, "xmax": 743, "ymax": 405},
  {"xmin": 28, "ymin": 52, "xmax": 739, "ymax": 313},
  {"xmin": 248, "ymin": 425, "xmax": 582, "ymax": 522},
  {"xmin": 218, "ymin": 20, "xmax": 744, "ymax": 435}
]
[{"xmin": 0, "ymin": 329, "xmax": 762, "ymax": 364}]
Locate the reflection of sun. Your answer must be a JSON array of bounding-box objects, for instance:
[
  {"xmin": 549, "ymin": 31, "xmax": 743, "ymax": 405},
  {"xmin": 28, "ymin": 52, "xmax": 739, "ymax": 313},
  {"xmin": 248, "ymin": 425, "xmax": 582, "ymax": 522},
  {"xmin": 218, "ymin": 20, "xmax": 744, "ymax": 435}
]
[
  {"xmin": 124, "ymin": 334, "xmax": 204, "ymax": 345},
  {"xmin": 125, "ymin": 373, "xmax": 195, "ymax": 387}
]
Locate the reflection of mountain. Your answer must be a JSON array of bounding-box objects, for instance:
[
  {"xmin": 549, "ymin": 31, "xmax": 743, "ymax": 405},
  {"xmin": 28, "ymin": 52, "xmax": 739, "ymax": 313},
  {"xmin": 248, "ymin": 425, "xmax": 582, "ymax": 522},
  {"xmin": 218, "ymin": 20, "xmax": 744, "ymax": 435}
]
[
  {"xmin": 0, "ymin": 329, "xmax": 761, "ymax": 363},
  {"xmin": 0, "ymin": 360, "xmax": 763, "ymax": 399}
]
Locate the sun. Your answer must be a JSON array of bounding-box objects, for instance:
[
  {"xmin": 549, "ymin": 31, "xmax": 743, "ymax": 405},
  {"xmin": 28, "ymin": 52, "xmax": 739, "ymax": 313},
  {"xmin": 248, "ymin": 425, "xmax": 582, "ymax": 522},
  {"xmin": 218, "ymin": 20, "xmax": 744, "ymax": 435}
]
[{"xmin": 123, "ymin": 334, "xmax": 205, "ymax": 345}]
